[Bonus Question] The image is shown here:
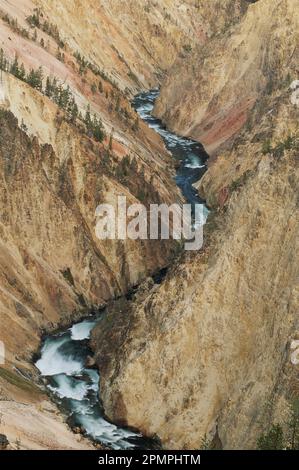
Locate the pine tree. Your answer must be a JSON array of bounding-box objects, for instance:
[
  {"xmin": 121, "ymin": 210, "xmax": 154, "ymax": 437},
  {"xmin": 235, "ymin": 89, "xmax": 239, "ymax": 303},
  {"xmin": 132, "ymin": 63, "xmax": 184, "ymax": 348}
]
[
  {"xmin": 45, "ymin": 76, "xmax": 52, "ymax": 98},
  {"xmin": 286, "ymin": 399, "xmax": 299, "ymax": 450},
  {"xmin": 0, "ymin": 49, "xmax": 6, "ymax": 71},
  {"xmin": 9, "ymin": 56, "xmax": 26, "ymax": 81},
  {"xmin": 92, "ymin": 114, "xmax": 105, "ymax": 142},
  {"xmin": 52, "ymin": 77, "xmax": 59, "ymax": 102},
  {"xmin": 84, "ymin": 105, "xmax": 92, "ymax": 132},
  {"xmin": 59, "ymin": 85, "xmax": 71, "ymax": 109},
  {"xmin": 109, "ymin": 130, "xmax": 113, "ymax": 150},
  {"xmin": 10, "ymin": 55, "xmax": 20, "ymax": 78},
  {"xmin": 115, "ymin": 95, "xmax": 121, "ymax": 112},
  {"xmin": 19, "ymin": 63, "xmax": 26, "ymax": 81},
  {"xmin": 68, "ymin": 99, "xmax": 78, "ymax": 123},
  {"xmin": 26, "ymin": 66, "xmax": 43, "ymax": 91},
  {"xmin": 257, "ymin": 424, "xmax": 284, "ymax": 450}
]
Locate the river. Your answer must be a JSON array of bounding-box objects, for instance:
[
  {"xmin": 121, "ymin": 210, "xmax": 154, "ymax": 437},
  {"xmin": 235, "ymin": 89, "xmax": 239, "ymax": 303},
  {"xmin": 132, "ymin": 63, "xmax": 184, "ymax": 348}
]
[{"xmin": 35, "ymin": 89, "xmax": 209, "ymax": 449}]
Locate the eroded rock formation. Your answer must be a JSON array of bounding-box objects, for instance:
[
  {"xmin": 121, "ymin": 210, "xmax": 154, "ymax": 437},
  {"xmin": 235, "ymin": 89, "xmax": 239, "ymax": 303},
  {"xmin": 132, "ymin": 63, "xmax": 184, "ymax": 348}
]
[
  {"xmin": 154, "ymin": 0, "xmax": 299, "ymax": 156},
  {"xmin": 0, "ymin": 0, "xmax": 298, "ymax": 450},
  {"xmin": 92, "ymin": 0, "xmax": 299, "ymax": 450}
]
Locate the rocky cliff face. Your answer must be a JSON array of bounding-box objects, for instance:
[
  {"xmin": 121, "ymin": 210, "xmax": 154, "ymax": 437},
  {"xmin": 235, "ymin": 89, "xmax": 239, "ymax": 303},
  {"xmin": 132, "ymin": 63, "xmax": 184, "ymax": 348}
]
[
  {"xmin": 0, "ymin": 77, "xmax": 180, "ymax": 448},
  {"xmin": 154, "ymin": 0, "xmax": 299, "ymax": 156},
  {"xmin": 93, "ymin": 124, "xmax": 299, "ymax": 450},
  {"xmin": 91, "ymin": 0, "xmax": 299, "ymax": 450},
  {"xmin": 0, "ymin": 0, "xmax": 298, "ymax": 451},
  {"xmin": 0, "ymin": 0, "xmax": 198, "ymax": 449},
  {"xmin": 30, "ymin": 0, "xmax": 205, "ymax": 92}
]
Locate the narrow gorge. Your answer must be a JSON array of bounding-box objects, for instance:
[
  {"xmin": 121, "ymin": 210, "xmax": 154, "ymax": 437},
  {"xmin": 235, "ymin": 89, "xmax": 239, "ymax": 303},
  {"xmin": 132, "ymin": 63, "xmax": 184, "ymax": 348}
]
[
  {"xmin": 0, "ymin": 0, "xmax": 298, "ymax": 454},
  {"xmin": 34, "ymin": 88, "xmax": 209, "ymax": 450}
]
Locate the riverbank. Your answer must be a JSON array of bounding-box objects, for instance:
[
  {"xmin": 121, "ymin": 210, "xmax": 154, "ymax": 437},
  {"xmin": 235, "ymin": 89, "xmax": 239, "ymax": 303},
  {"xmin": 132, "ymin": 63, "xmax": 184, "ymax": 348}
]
[{"xmin": 35, "ymin": 89, "xmax": 210, "ymax": 449}]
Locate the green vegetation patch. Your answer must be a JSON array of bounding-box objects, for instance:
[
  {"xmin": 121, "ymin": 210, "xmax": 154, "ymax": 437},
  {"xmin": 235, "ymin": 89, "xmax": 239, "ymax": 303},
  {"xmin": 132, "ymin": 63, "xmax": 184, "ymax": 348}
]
[{"xmin": 0, "ymin": 367, "xmax": 41, "ymax": 395}]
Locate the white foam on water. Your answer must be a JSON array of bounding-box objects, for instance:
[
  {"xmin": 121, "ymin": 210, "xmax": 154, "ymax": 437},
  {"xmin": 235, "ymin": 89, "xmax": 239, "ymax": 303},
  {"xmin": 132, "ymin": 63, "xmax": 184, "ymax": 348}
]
[
  {"xmin": 192, "ymin": 206, "xmax": 209, "ymax": 230},
  {"xmin": 76, "ymin": 414, "xmax": 138, "ymax": 450},
  {"xmin": 36, "ymin": 336, "xmax": 83, "ymax": 376},
  {"xmin": 185, "ymin": 154, "xmax": 205, "ymax": 169},
  {"xmin": 85, "ymin": 369, "xmax": 100, "ymax": 392},
  {"xmin": 36, "ymin": 321, "xmax": 143, "ymax": 449},
  {"xmin": 185, "ymin": 162, "xmax": 206, "ymax": 169},
  {"xmin": 48, "ymin": 374, "xmax": 89, "ymax": 400},
  {"xmin": 70, "ymin": 319, "xmax": 97, "ymax": 341}
]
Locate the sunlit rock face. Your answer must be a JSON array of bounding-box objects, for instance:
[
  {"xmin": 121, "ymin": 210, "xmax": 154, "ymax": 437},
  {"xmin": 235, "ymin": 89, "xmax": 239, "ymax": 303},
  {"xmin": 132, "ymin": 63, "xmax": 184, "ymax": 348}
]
[
  {"xmin": 91, "ymin": 0, "xmax": 299, "ymax": 450},
  {"xmin": 0, "ymin": 0, "xmax": 298, "ymax": 451},
  {"xmin": 0, "ymin": 0, "xmax": 199, "ymax": 448},
  {"xmin": 93, "ymin": 142, "xmax": 298, "ymax": 450},
  {"xmin": 154, "ymin": 0, "xmax": 299, "ymax": 156}
]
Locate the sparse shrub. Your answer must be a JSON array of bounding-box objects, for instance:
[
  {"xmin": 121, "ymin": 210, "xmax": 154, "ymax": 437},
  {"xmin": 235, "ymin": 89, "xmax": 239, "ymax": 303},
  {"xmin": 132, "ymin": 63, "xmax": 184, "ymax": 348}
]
[
  {"xmin": 257, "ymin": 400, "xmax": 299, "ymax": 450},
  {"xmin": 200, "ymin": 434, "xmax": 212, "ymax": 450},
  {"xmin": 263, "ymin": 135, "xmax": 299, "ymax": 159},
  {"xmin": 257, "ymin": 424, "xmax": 284, "ymax": 450},
  {"xmin": 286, "ymin": 398, "xmax": 299, "ymax": 450},
  {"xmin": 262, "ymin": 139, "xmax": 272, "ymax": 155},
  {"xmin": 56, "ymin": 47, "xmax": 65, "ymax": 63},
  {"xmin": 27, "ymin": 8, "xmax": 65, "ymax": 48},
  {"xmin": 229, "ymin": 170, "xmax": 253, "ymax": 194},
  {"xmin": 20, "ymin": 119, "xmax": 28, "ymax": 133},
  {"xmin": 183, "ymin": 44, "xmax": 192, "ymax": 53},
  {"xmin": 73, "ymin": 51, "xmax": 117, "ymax": 87},
  {"xmin": 26, "ymin": 66, "xmax": 43, "ymax": 91},
  {"xmin": 0, "ymin": 9, "xmax": 30, "ymax": 39}
]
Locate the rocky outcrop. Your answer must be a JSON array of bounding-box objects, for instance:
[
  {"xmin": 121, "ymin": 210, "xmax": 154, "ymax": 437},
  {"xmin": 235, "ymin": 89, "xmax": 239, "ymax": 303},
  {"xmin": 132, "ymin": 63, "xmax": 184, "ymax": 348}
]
[
  {"xmin": 33, "ymin": 0, "xmax": 243, "ymax": 92},
  {"xmin": 0, "ymin": 434, "xmax": 9, "ymax": 450},
  {"xmin": 93, "ymin": 144, "xmax": 298, "ymax": 449},
  {"xmin": 0, "ymin": 68, "xmax": 182, "ymax": 443},
  {"xmin": 0, "ymin": 0, "xmax": 298, "ymax": 451},
  {"xmin": 154, "ymin": 0, "xmax": 299, "ymax": 156},
  {"xmin": 0, "ymin": 0, "xmax": 196, "ymax": 448},
  {"xmin": 91, "ymin": 6, "xmax": 299, "ymax": 447},
  {"xmin": 0, "ymin": 0, "xmax": 204, "ymax": 93}
]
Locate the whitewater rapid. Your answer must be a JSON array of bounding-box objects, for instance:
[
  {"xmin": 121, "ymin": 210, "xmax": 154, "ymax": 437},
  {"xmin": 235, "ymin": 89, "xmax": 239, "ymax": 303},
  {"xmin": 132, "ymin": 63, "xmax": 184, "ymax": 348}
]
[
  {"xmin": 36, "ymin": 316, "xmax": 148, "ymax": 449},
  {"xmin": 36, "ymin": 89, "xmax": 209, "ymax": 450}
]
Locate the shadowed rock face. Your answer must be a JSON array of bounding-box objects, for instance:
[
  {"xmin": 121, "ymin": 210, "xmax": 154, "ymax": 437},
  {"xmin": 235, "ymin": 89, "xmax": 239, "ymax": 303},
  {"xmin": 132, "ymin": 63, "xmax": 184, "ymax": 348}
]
[{"xmin": 0, "ymin": 434, "xmax": 9, "ymax": 450}]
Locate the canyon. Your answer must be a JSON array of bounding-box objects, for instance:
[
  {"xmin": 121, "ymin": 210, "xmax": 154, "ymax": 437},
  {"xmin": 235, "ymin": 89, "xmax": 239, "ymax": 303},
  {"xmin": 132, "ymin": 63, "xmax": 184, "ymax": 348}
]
[
  {"xmin": 0, "ymin": 0, "xmax": 192, "ymax": 449},
  {"xmin": 92, "ymin": 0, "xmax": 299, "ymax": 450},
  {"xmin": 0, "ymin": 0, "xmax": 298, "ymax": 451},
  {"xmin": 154, "ymin": 0, "xmax": 299, "ymax": 157}
]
